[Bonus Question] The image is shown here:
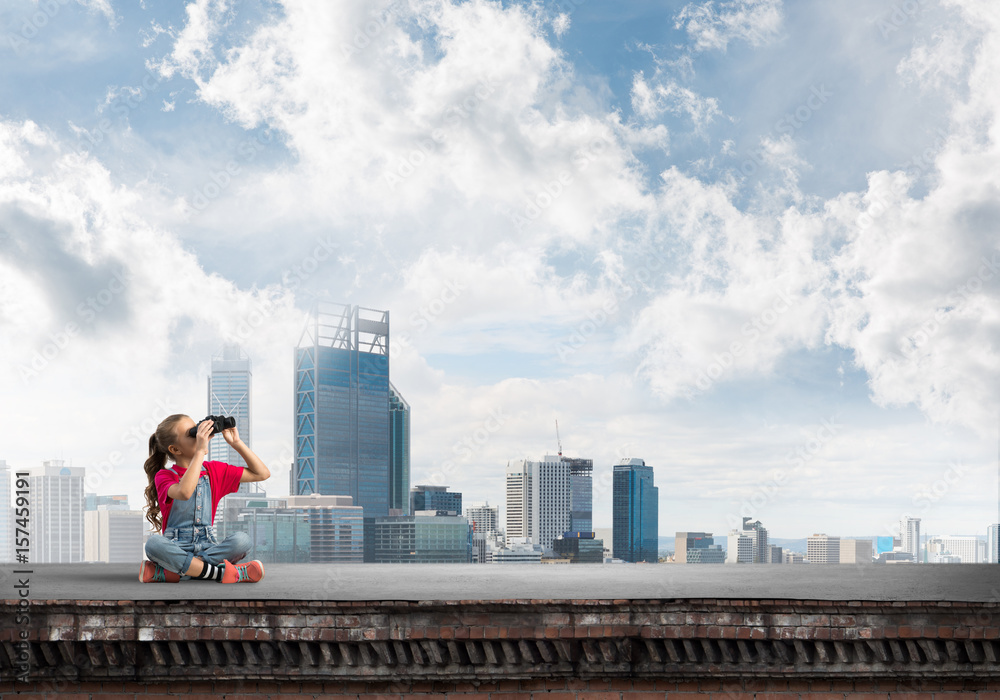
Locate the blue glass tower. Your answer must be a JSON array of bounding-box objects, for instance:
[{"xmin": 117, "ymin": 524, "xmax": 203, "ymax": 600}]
[
  {"xmin": 612, "ymin": 458, "xmax": 658, "ymax": 563},
  {"xmin": 294, "ymin": 303, "xmax": 393, "ymax": 518},
  {"xmin": 389, "ymin": 383, "xmax": 410, "ymax": 514}
]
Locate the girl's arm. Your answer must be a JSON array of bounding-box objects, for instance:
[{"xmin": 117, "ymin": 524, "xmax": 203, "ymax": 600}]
[
  {"xmin": 222, "ymin": 427, "xmax": 271, "ymax": 482},
  {"xmin": 171, "ymin": 420, "xmax": 213, "ymax": 500}
]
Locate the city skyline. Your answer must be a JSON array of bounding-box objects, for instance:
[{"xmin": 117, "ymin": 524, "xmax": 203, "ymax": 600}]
[{"xmin": 1, "ymin": 0, "xmax": 998, "ymax": 540}]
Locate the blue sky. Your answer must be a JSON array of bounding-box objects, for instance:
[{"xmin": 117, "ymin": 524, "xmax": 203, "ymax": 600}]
[{"xmin": 1, "ymin": 0, "xmax": 998, "ymax": 543}]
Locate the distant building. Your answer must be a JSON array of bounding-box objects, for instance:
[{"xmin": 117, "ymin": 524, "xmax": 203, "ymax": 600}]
[
  {"xmin": 927, "ymin": 535, "xmax": 981, "ymax": 563},
  {"xmin": 85, "ymin": 510, "xmax": 144, "ymax": 563},
  {"xmin": 806, "ymin": 534, "xmax": 840, "ymax": 564},
  {"xmin": 726, "ymin": 531, "xmax": 753, "ymax": 564},
  {"xmin": 410, "ymin": 484, "xmax": 462, "ymax": 515},
  {"xmin": 505, "ymin": 456, "xmax": 572, "ymax": 554},
  {"xmin": 877, "ymin": 551, "xmax": 915, "ymax": 564},
  {"xmin": 84, "ymin": 493, "xmax": 130, "ymax": 511},
  {"xmin": 208, "ymin": 344, "xmax": 259, "ymax": 496},
  {"xmin": 565, "ymin": 457, "xmax": 593, "ymax": 533},
  {"xmin": 466, "ymin": 501, "xmax": 500, "ymax": 564},
  {"xmin": 988, "ymin": 525, "xmax": 1000, "ymax": 564},
  {"xmin": 742, "ymin": 517, "xmax": 769, "ymax": 563},
  {"xmin": 675, "ymin": 531, "xmax": 725, "ymax": 564},
  {"xmin": 612, "ymin": 458, "xmax": 658, "ymax": 563},
  {"xmin": 27, "ymin": 461, "xmax": 85, "ymax": 563},
  {"xmin": 552, "ymin": 531, "xmax": 604, "ymax": 563},
  {"xmin": 388, "ymin": 384, "xmax": 410, "ymax": 515},
  {"xmin": 767, "ymin": 545, "xmax": 783, "ymax": 564},
  {"xmin": 364, "ymin": 512, "xmax": 471, "ymax": 563},
  {"xmin": 487, "ymin": 537, "xmax": 542, "ymax": 564},
  {"xmin": 900, "ymin": 516, "xmax": 921, "ymax": 563},
  {"xmin": 839, "ymin": 539, "xmax": 873, "ymax": 564},
  {"xmin": 874, "ymin": 535, "xmax": 895, "ymax": 556},
  {"xmin": 783, "ymin": 551, "xmax": 805, "ymax": 564}
]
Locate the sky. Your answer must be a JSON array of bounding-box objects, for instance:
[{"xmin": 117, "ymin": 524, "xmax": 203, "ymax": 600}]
[{"xmin": 0, "ymin": 0, "xmax": 998, "ymax": 542}]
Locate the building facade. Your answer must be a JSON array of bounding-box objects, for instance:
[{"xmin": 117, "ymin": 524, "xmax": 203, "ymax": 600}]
[
  {"xmin": 726, "ymin": 531, "xmax": 754, "ymax": 564},
  {"xmin": 807, "ymin": 534, "xmax": 841, "ymax": 564},
  {"xmin": 410, "ymin": 484, "xmax": 462, "ymax": 515},
  {"xmin": 84, "ymin": 510, "xmax": 144, "ymax": 563},
  {"xmin": 364, "ymin": 513, "xmax": 471, "ymax": 563},
  {"xmin": 900, "ymin": 516, "xmax": 921, "ymax": 563},
  {"xmin": 388, "ymin": 383, "xmax": 410, "ymax": 515},
  {"xmin": 27, "ymin": 461, "xmax": 85, "ymax": 563},
  {"xmin": 505, "ymin": 456, "xmax": 572, "ymax": 554},
  {"xmin": 612, "ymin": 458, "xmax": 658, "ymax": 563},
  {"xmin": 839, "ymin": 538, "xmax": 873, "ymax": 564},
  {"xmin": 564, "ymin": 457, "xmax": 593, "ymax": 534},
  {"xmin": 675, "ymin": 531, "xmax": 726, "ymax": 564},
  {"xmin": 293, "ymin": 303, "xmax": 399, "ymax": 518},
  {"xmin": 208, "ymin": 344, "xmax": 257, "ymax": 495},
  {"xmin": 552, "ymin": 532, "xmax": 604, "ymax": 563}
]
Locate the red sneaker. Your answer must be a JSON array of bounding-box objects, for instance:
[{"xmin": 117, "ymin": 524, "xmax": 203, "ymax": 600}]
[
  {"xmin": 220, "ymin": 558, "xmax": 265, "ymax": 583},
  {"xmin": 138, "ymin": 560, "xmax": 181, "ymax": 583}
]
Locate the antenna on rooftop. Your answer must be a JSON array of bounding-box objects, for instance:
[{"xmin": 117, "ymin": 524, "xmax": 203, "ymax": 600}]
[{"xmin": 555, "ymin": 419, "xmax": 562, "ymax": 456}]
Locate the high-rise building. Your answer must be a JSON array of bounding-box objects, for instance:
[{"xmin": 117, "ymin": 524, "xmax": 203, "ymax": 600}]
[
  {"xmin": 505, "ymin": 456, "xmax": 572, "ymax": 554},
  {"xmin": 742, "ymin": 517, "xmax": 769, "ymax": 563},
  {"xmin": 726, "ymin": 531, "xmax": 753, "ymax": 563},
  {"xmin": 26, "ymin": 461, "xmax": 85, "ymax": 563},
  {"xmin": 0, "ymin": 460, "xmax": 12, "ymax": 562},
  {"xmin": 208, "ymin": 344, "xmax": 257, "ymax": 495},
  {"xmin": 84, "ymin": 510, "xmax": 144, "ymax": 562},
  {"xmin": 389, "ymin": 383, "xmax": 410, "ymax": 514},
  {"xmin": 410, "ymin": 484, "xmax": 462, "ymax": 515},
  {"xmin": 564, "ymin": 457, "xmax": 593, "ymax": 533},
  {"xmin": 465, "ymin": 501, "xmax": 499, "ymax": 535},
  {"xmin": 612, "ymin": 458, "xmax": 658, "ymax": 563},
  {"xmin": 900, "ymin": 516, "xmax": 921, "ymax": 563},
  {"xmin": 293, "ymin": 303, "xmax": 400, "ymax": 518},
  {"xmin": 988, "ymin": 525, "xmax": 1000, "ymax": 564},
  {"xmin": 675, "ymin": 531, "xmax": 725, "ymax": 564},
  {"xmin": 840, "ymin": 538, "xmax": 873, "ymax": 564},
  {"xmin": 363, "ymin": 512, "xmax": 471, "ymax": 563},
  {"xmin": 806, "ymin": 534, "xmax": 841, "ymax": 564},
  {"xmin": 927, "ymin": 535, "xmax": 981, "ymax": 563},
  {"xmin": 767, "ymin": 544, "xmax": 783, "ymax": 564}
]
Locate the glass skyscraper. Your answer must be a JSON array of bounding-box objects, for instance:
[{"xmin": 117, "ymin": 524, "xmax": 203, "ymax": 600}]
[
  {"xmin": 294, "ymin": 303, "xmax": 403, "ymax": 518},
  {"xmin": 564, "ymin": 457, "xmax": 593, "ymax": 533},
  {"xmin": 208, "ymin": 344, "xmax": 256, "ymax": 495},
  {"xmin": 612, "ymin": 458, "xmax": 658, "ymax": 563},
  {"xmin": 389, "ymin": 383, "xmax": 410, "ymax": 514}
]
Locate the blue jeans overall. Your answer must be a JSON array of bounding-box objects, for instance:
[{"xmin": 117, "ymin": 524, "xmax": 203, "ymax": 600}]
[{"xmin": 144, "ymin": 471, "xmax": 252, "ymax": 579}]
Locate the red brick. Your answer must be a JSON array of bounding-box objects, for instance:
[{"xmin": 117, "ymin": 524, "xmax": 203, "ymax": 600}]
[
  {"xmin": 621, "ymin": 693, "xmax": 664, "ymax": 700},
  {"xmin": 579, "ymin": 693, "xmax": 621, "ymax": 700}
]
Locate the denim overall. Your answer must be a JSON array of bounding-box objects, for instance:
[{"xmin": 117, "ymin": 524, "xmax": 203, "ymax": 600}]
[{"xmin": 144, "ymin": 469, "xmax": 252, "ymax": 579}]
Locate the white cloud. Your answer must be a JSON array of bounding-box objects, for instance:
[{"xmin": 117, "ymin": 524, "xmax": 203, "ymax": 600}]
[
  {"xmin": 631, "ymin": 70, "xmax": 724, "ymax": 130},
  {"xmin": 675, "ymin": 0, "xmax": 784, "ymax": 53}
]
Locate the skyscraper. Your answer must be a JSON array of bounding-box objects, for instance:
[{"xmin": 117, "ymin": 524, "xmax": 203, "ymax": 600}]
[
  {"xmin": 988, "ymin": 524, "xmax": 999, "ymax": 564},
  {"xmin": 389, "ymin": 383, "xmax": 410, "ymax": 514},
  {"xmin": 27, "ymin": 461, "xmax": 84, "ymax": 563},
  {"xmin": 806, "ymin": 534, "xmax": 841, "ymax": 564},
  {"xmin": 410, "ymin": 484, "xmax": 462, "ymax": 515},
  {"xmin": 505, "ymin": 456, "xmax": 572, "ymax": 554},
  {"xmin": 565, "ymin": 457, "xmax": 593, "ymax": 533},
  {"xmin": 612, "ymin": 458, "xmax": 658, "ymax": 563},
  {"xmin": 208, "ymin": 344, "xmax": 256, "ymax": 495},
  {"xmin": 741, "ymin": 517, "xmax": 769, "ymax": 563},
  {"xmin": 293, "ymin": 303, "xmax": 398, "ymax": 518},
  {"xmin": 900, "ymin": 516, "xmax": 921, "ymax": 563}
]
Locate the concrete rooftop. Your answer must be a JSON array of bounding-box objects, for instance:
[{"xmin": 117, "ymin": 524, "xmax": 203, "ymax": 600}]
[{"xmin": 4, "ymin": 562, "xmax": 1000, "ymax": 602}]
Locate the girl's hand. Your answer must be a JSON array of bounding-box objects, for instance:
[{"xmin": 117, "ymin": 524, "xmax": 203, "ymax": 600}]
[
  {"xmin": 194, "ymin": 418, "xmax": 214, "ymax": 454},
  {"xmin": 222, "ymin": 425, "xmax": 242, "ymax": 447}
]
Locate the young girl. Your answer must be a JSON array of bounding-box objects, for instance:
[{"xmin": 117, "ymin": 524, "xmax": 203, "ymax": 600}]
[{"xmin": 139, "ymin": 413, "xmax": 270, "ymax": 583}]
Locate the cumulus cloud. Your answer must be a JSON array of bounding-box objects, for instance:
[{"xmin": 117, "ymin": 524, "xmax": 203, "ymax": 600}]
[{"xmin": 675, "ymin": 0, "xmax": 784, "ymax": 53}]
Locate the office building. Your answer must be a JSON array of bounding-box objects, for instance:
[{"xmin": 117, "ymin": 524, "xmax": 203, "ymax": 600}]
[
  {"xmin": 726, "ymin": 531, "xmax": 754, "ymax": 563},
  {"xmin": 552, "ymin": 531, "xmax": 604, "ymax": 563},
  {"xmin": 487, "ymin": 537, "xmax": 543, "ymax": 564},
  {"xmin": 217, "ymin": 493, "xmax": 364, "ymax": 563},
  {"xmin": 389, "ymin": 384, "xmax": 410, "ymax": 514},
  {"xmin": 806, "ymin": 534, "xmax": 841, "ymax": 564},
  {"xmin": 565, "ymin": 457, "xmax": 593, "ymax": 533},
  {"xmin": 208, "ymin": 344, "xmax": 258, "ymax": 495},
  {"xmin": 293, "ymin": 303, "xmax": 402, "ymax": 519},
  {"xmin": 767, "ymin": 544, "xmax": 783, "ymax": 564},
  {"xmin": 840, "ymin": 538, "xmax": 873, "ymax": 564},
  {"xmin": 988, "ymin": 525, "xmax": 1000, "ymax": 564},
  {"xmin": 26, "ymin": 461, "xmax": 85, "ymax": 563},
  {"xmin": 741, "ymin": 517, "xmax": 769, "ymax": 563},
  {"xmin": 85, "ymin": 510, "xmax": 144, "ymax": 563},
  {"xmin": 466, "ymin": 501, "xmax": 499, "ymax": 535},
  {"xmin": 675, "ymin": 531, "xmax": 725, "ymax": 564},
  {"xmin": 364, "ymin": 512, "xmax": 471, "ymax": 563},
  {"xmin": 783, "ymin": 551, "xmax": 805, "ymax": 564},
  {"xmin": 410, "ymin": 484, "xmax": 462, "ymax": 515},
  {"xmin": 900, "ymin": 516, "xmax": 921, "ymax": 563},
  {"xmin": 612, "ymin": 458, "xmax": 658, "ymax": 563},
  {"xmin": 505, "ymin": 456, "xmax": 572, "ymax": 554},
  {"xmin": 84, "ymin": 493, "xmax": 130, "ymax": 511},
  {"xmin": 927, "ymin": 535, "xmax": 981, "ymax": 563},
  {"xmin": 0, "ymin": 461, "xmax": 12, "ymax": 562}
]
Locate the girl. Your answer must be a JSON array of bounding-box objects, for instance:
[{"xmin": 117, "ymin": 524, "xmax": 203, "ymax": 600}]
[{"xmin": 139, "ymin": 413, "xmax": 270, "ymax": 583}]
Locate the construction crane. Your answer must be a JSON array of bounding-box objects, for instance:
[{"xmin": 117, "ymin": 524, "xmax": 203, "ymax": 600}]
[{"xmin": 555, "ymin": 419, "xmax": 562, "ymax": 456}]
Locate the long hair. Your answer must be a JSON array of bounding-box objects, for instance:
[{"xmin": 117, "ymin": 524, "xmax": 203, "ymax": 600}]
[{"xmin": 143, "ymin": 414, "xmax": 187, "ymax": 532}]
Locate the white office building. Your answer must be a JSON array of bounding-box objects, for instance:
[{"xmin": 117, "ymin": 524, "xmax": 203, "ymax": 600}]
[
  {"xmin": 927, "ymin": 535, "xmax": 982, "ymax": 563},
  {"xmin": 26, "ymin": 461, "xmax": 85, "ymax": 563},
  {"xmin": 988, "ymin": 525, "xmax": 1000, "ymax": 564},
  {"xmin": 726, "ymin": 531, "xmax": 754, "ymax": 563},
  {"xmin": 208, "ymin": 344, "xmax": 259, "ymax": 495},
  {"xmin": 900, "ymin": 516, "xmax": 921, "ymax": 563},
  {"xmin": 807, "ymin": 534, "xmax": 840, "ymax": 564},
  {"xmin": 487, "ymin": 537, "xmax": 542, "ymax": 564},
  {"xmin": 85, "ymin": 509, "xmax": 145, "ymax": 563},
  {"xmin": 840, "ymin": 538, "xmax": 873, "ymax": 564},
  {"xmin": 505, "ymin": 456, "xmax": 572, "ymax": 555}
]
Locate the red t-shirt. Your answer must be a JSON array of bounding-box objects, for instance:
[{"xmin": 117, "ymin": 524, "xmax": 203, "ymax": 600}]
[{"xmin": 153, "ymin": 460, "xmax": 244, "ymax": 534}]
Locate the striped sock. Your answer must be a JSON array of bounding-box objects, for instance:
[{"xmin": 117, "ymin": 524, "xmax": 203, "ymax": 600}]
[{"xmin": 194, "ymin": 562, "xmax": 224, "ymax": 581}]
